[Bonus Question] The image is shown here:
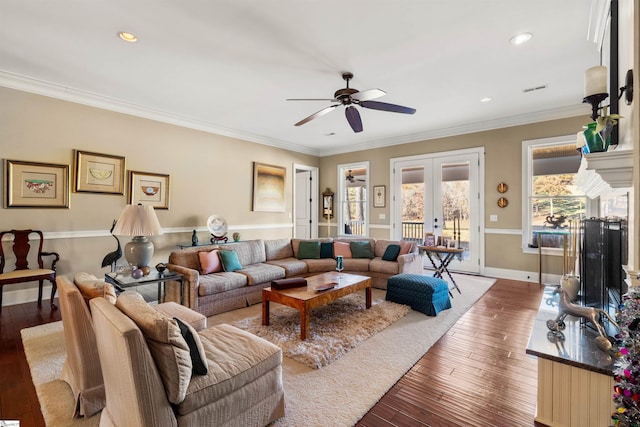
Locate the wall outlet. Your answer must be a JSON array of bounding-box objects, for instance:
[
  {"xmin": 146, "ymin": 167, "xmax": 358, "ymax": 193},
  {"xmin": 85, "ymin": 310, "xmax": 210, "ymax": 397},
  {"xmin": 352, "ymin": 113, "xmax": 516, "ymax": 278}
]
[
  {"xmin": 379, "ymin": 213, "xmax": 386, "ymax": 219},
  {"xmin": 490, "ymin": 214, "xmax": 498, "ymax": 222}
]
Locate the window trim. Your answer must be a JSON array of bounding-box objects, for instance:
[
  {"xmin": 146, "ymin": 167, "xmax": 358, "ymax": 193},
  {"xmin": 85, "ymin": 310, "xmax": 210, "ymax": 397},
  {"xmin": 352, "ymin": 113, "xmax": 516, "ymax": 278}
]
[
  {"xmin": 521, "ymin": 135, "xmax": 590, "ymax": 255},
  {"xmin": 337, "ymin": 161, "xmax": 369, "ymax": 237}
]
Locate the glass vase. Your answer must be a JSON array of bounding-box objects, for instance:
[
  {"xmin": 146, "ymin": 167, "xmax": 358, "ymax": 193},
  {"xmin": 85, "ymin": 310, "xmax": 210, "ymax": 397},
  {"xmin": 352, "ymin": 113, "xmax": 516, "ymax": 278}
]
[{"xmin": 582, "ymin": 122, "xmax": 609, "ymax": 154}]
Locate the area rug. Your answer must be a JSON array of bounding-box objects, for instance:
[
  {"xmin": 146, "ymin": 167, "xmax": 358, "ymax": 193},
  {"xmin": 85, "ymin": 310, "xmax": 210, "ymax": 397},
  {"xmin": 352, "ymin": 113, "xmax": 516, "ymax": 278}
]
[
  {"xmin": 22, "ymin": 273, "xmax": 495, "ymax": 427},
  {"xmin": 231, "ymin": 294, "xmax": 411, "ymax": 368}
]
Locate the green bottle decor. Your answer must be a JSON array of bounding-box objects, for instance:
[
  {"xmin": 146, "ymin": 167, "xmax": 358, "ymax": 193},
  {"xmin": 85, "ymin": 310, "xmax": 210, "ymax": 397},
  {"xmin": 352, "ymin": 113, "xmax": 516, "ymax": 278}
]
[
  {"xmin": 582, "ymin": 122, "xmax": 608, "ymax": 153},
  {"xmin": 192, "ymin": 229, "xmax": 198, "ymax": 246}
]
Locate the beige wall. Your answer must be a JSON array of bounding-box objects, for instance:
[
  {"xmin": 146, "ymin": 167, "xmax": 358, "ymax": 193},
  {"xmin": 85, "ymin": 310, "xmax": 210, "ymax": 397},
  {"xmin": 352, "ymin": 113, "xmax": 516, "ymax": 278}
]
[
  {"xmin": 319, "ymin": 116, "xmax": 588, "ymax": 276},
  {"xmin": 0, "ymin": 87, "xmax": 318, "ymax": 300}
]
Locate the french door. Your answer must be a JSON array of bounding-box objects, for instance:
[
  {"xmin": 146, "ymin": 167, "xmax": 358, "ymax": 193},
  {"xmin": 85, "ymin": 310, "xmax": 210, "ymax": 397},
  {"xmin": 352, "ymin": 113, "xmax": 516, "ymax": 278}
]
[{"xmin": 391, "ymin": 148, "xmax": 482, "ymax": 274}]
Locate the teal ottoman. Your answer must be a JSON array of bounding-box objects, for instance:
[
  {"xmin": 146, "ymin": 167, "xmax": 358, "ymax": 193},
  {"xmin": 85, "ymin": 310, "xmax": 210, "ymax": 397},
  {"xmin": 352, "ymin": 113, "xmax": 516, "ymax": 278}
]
[{"xmin": 386, "ymin": 274, "xmax": 452, "ymax": 316}]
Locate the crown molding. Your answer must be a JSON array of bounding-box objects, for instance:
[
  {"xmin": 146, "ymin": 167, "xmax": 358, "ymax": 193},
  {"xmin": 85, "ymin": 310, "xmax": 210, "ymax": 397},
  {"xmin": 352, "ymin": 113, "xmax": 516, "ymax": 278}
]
[{"xmin": 0, "ymin": 70, "xmax": 588, "ymax": 158}]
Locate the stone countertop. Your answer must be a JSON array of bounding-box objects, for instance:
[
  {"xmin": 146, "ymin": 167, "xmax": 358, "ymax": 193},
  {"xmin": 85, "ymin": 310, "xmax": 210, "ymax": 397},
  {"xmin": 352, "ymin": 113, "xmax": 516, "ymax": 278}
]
[{"xmin": 525, "ymin": 286, "xmax": 615, "ymax": 376}]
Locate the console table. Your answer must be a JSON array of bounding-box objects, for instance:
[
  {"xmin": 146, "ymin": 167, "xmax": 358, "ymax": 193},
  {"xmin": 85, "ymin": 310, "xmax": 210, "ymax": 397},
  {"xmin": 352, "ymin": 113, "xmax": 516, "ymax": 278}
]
[{"xmin": 526, "ymin": 286, "xmax": 615, "ymax": 427}]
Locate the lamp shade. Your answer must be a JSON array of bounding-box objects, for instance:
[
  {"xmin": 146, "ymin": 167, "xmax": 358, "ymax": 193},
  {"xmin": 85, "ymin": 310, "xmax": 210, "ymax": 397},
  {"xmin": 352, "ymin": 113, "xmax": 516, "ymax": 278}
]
[
  {"xmin": 112, "ymin": 204, "xmax": 163, "ymax": 267},
  {"xmin": 112, "ymin": 205, "xmax": 163, "ymax": 237},
  {"xmin": 584, "ymin": 65, "xmax": 608, "ymax": 97}
]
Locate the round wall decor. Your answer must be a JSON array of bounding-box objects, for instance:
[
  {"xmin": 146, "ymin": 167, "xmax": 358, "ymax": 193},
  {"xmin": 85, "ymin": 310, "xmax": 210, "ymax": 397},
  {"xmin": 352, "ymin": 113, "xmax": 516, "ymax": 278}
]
[
  {"xmin": 497, "ymin": 182, "xmax": 508, "ymax": 193},
  {"xmin": 497, "ymin": 197, "xmax": 508, "ymax": 208}
]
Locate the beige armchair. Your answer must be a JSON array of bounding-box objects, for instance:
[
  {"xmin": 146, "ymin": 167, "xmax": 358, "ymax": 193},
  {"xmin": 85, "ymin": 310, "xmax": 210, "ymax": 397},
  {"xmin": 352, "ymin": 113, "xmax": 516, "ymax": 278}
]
[
  {"xmin": 57, "ymin": 276, "xmax": 105, "ymax": 418},
  {"xmin": 90, "ymin": 292, "xmax": 285, "ymax": 426}
]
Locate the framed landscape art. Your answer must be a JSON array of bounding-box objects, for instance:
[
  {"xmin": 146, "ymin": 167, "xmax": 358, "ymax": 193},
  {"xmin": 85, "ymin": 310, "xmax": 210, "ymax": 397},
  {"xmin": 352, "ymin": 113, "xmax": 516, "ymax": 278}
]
[
  {"xmin": 128, "ymin": 170, "xmax": 170, "ymax": 209},
  {"xmin": 74, "ymin": 150, "xmax": 125, "ymax": 194},
  {"xmin": 4, "ymin": 159, "xmax": 70, "ymax": 208},
  {"xmin": 253, "ymin": 162, "xmax": 286, "ymax": 212}
]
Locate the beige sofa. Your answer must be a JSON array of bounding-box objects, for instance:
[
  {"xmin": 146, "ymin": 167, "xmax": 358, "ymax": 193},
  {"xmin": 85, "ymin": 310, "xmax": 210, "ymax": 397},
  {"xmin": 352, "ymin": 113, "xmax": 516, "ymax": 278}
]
[
  {"xmin": 90, "ymin": 292, "xmax": 285, "ymax": 426},
  {"xmin": 168, "ymin": 237, "xmax": 421, "ymax": 317}
]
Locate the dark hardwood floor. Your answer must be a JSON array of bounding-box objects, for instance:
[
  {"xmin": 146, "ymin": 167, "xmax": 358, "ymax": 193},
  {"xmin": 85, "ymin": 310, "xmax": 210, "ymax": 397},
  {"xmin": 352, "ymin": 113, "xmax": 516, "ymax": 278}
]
[{"xmin": 0, "ymin": 278, "xmax": 543, "ymax": 427}]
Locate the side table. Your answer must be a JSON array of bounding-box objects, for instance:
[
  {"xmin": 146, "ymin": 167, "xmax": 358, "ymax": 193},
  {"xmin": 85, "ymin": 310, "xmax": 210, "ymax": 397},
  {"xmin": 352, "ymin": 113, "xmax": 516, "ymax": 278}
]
[
  {"xmin": 105, "ymin": 270, "xmax": 185, "ymax": 304},
  {"xmin": 417, "ymin": 245, "xmax": 464, "ymax": 296}
]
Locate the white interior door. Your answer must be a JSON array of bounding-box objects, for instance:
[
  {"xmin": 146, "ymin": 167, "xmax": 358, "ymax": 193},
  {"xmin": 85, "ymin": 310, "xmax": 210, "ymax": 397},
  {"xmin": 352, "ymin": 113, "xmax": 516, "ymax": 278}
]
[
  {"xmin": 392, "ymin": 149, "xmax": 482, "ymax": 274},
  {"xmin": 295, "ymin": 170, "xmax": 312, "ymax": 238}
]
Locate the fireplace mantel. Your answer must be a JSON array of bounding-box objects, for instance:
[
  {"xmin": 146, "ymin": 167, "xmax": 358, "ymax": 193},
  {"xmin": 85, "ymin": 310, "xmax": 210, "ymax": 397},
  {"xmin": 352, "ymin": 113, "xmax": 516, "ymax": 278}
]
[{"xmin": 584, "ymin": 148, "xmax": 634, "ymax": 188}]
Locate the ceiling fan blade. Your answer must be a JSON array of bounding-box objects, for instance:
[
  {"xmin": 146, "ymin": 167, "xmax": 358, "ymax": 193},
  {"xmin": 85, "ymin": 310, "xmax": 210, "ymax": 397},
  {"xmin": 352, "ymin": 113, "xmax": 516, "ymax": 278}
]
[
  {"xmin": 351, "ymin": 89, "xmax": 386, "ymax": 102},
  {"xmin": 345, "ymin": 106, "xmax": 363, "ymax": 133},
  {"xmin": 294, "ymin": 104, "xmax": 339, "ymax": 126},
  {"xmin": 360, "ymin": 100, "xmax": 416, "ymax": 114}
]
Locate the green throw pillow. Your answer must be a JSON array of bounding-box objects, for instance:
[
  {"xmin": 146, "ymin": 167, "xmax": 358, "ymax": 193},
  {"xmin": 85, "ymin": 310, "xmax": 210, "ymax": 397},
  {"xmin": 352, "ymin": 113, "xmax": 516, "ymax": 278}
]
[
  {"xmin": 219, "ymin": 250, "xmax": 243, "ymax": 272},
  {"xmin": 350, "ymin": 241, "xmax": 374, "ymax": 259},
  {"xmin": 298, "ymin": 241, "xmax": 321, "ymax": 259},
  {"xmin": 382, "ymin": 244, "xmax": 401, "ymax": 261},
  {"xmin": 320, "ymin": 242, "xmax": 334, "ymax": 259}
]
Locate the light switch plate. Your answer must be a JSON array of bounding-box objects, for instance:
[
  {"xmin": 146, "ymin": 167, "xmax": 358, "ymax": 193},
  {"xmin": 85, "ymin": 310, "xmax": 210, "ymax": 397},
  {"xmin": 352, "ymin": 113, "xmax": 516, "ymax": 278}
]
[
  {"xmin": 490, "ymin": 214, "xmax": 498, "ymax": 222},
  {"xmin": 379, "ymin": 213, "xmax": 386, "ymax": 219}
]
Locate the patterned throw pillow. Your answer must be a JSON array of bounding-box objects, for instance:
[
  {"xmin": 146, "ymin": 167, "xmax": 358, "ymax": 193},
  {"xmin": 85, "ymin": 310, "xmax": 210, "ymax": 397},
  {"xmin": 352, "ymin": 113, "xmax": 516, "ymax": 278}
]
[
  {"xmin": 297, "ymin": 241, "xmax": 321, "ymax": 259},
  {"xmin": 382, "ymin": 244, "xmax": 401, "ymax": 261},
  {"xmin": 219, "ymin": 250, "xmax": 243, "ymax": 272},
  {"xmin": 198, "ymin": 249, "xmax": 222, "ymax": 274},
  {"xmin": 350, "ymin": 241, "xmax": 374, "ymax": 259}
]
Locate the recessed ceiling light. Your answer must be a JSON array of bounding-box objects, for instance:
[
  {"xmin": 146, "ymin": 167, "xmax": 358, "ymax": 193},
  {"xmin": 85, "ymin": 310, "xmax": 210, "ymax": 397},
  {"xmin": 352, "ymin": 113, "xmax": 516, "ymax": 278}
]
[
  {"xmin": 118, "ymin": 32, "xmax": 137, "ymax": 43},
  {"xmin": 480, "ymin": 97, "xmax": 492, "ymax": 103},
  {"xmin": 509, "ymin": 32, "xmax": 532, "ymax": 45}
]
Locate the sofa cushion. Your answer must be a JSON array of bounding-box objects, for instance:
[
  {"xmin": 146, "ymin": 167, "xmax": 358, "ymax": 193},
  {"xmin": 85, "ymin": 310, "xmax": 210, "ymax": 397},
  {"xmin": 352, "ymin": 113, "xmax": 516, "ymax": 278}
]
[
  {"xmin": 382, "ymin": 244, "xmax": 401, "ymax": 261},
  {"xmin": 219, "ymin": 250, "xmax": 243, "ymax": 272},
  {"xmin": 369, "ymin": 258, "xmax": 400, "ymax": 275},
  {"xmin": 174, "ymin": 318, "xmax": 208, "ymax": 376},
  {"xmin": 115, "ymin": 291, "xmax": 192, "ymax": 404},
  {"xmin": 297, "ymin": 241, "xmax": 320, "ymax": 259},
  {"xmin": 198, "ymin": 249, "xmax": 223, "ymax": 274},
  {"xmin": 342, "ymin": 258, "xmax": 371, "ymax": 272},
  {"xmin": 155, "ymin": 302, "xmax": 207, "ymax": 331},
  {"xmin": 217, "ymin": 240, "xmax": 266, "ymax": 266},
  {"xmin": 305, "ymin": 258, "xmax": 339, "ymax": 273},
  {"xmin": 238, "ymin": 263, "xmax": 285, "ymax": 286},
  {"xmin": 198, "ymin": 272, "xmax": 248, "ymax": 297},
  {"xmin": 264, "ymin": 238, "xmax": 294, "ymax": 261},
  {"xmin": 291, "ymin": 238, "xmax": 332, "ymax": 258},
  {"xmin": 73, "ymin": 272, "xmax": 117, "ymax": 305},
  {"xmin": 350, "ymin": 241, "xmax": 374, "ymax": 259},
  {"xmin": 176, "ymin": 324, "xmax": 282, "ymax": 416},
  {"xmin": 320, "ymin": 242, "xmax": 334, "ymax": 259},
  {"xmin": 333, "ymin": 241, "xmax": 352, "ymax": 258},
  {"xmin": 265, "ymin": 258, "xmax": 309, "ymax": 276}
]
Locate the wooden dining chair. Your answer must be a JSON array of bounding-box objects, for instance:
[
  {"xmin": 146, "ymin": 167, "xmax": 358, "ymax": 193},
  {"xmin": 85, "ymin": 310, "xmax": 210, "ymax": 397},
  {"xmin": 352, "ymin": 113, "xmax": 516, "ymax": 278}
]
[{"xmin": 0, "ymin": 229, "xmax": 60, "ymax": 312}]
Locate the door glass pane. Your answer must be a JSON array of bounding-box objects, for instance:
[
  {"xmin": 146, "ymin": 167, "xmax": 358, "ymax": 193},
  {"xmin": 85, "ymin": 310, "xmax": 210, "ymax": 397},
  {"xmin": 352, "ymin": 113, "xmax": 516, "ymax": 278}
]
[
  {"xmin": 440, "ymin": 162, "xmax": 470, "ymax": 260},
  {"xmin": 400, "ymin": 166, "xmax": 424, "ymax": 242}
]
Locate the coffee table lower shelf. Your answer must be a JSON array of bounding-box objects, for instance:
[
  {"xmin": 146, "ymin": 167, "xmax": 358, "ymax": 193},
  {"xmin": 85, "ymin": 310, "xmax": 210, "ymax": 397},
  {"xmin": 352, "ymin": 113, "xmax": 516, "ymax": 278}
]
[{"xmin": 262, "ymin": 272, "xmax": 372, "ymax": 340}]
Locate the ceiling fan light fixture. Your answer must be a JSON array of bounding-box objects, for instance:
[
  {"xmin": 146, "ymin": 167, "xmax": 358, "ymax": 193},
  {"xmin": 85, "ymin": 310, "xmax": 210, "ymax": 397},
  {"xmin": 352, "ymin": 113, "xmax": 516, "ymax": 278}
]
[
  {"xmin": 509, "ymin": 32, "xmax": 532, "ymax": 45},
  {"xmin": 118, "ymin": 31, "xmax": 138, "ymax": 43}
]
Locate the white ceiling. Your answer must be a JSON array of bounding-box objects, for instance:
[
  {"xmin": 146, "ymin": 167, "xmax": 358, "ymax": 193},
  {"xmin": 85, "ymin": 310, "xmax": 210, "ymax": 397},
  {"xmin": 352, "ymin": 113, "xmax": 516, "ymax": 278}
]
[{"xmin": 0, "ymin": 0, "xmax": 602, "ymax": 156}]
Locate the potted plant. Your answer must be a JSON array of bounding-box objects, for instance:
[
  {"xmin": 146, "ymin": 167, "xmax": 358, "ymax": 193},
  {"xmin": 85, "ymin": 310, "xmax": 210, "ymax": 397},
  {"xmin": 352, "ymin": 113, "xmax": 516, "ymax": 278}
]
[{"xmin": 581, "ymin": 106, "xmax": 622, "ymax": 153}]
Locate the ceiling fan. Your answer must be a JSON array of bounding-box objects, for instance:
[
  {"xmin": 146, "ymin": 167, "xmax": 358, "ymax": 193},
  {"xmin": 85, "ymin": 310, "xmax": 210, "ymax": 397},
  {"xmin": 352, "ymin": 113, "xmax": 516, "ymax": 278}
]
[
  {"xmin": 287, "ymin": 72, "xmax": 416, "ymax": 133},
  {"xmin": 345, "ymin": 170, "xmax": 366, "ymax": 183}
]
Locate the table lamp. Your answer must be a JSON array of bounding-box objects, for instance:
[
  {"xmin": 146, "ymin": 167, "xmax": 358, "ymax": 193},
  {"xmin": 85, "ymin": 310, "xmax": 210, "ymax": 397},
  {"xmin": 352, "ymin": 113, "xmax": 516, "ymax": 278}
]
[{"xmin": 112, "ymin": 204, "xmax": 163, "ymax": 268}]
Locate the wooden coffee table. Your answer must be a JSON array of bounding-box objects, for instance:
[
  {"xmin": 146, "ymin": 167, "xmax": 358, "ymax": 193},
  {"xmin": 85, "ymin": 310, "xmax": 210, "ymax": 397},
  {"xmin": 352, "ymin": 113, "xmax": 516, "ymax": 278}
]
[{"xmin": 262, "ymin": 272, "xmax": 372, "ymax": 340}]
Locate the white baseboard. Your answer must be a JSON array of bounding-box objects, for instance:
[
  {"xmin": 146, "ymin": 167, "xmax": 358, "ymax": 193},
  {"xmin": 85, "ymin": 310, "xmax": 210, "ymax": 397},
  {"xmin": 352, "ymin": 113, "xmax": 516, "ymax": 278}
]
[
  {"xmin": 2, "ymin": 284, "xmax": 55, "ymax": 307},
  {"xmin": 482, "ymin": 266, "xmax": 562, "ymax": 286}
]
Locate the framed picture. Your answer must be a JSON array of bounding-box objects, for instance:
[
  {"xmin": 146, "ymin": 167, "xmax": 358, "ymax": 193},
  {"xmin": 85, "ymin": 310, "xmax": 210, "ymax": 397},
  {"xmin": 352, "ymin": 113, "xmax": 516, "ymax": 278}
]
[
  {"xmin": 74, "ymin": 150, "xmax": 125, "ymax": 194},
  {"xmin": 447, "ymin": 239, "xmax": 458, "ymax": 249},
  {"xmin": 373, "ymin": 185, "xmax": 386, "ymax": 208},
  {"xmin": 4, "ymin": 159, "xmax": 70, "ymax": 208},
  {"xmin": 424, "ymin": 233, "xmax": 436, "ymax": 247},
  {"xmin": 253, "ymin": 162, "xmax": 286, "ymax": 212},
  {"xmin": 128, "ymin": 171, "xmax": 170, "ymax": 209}
]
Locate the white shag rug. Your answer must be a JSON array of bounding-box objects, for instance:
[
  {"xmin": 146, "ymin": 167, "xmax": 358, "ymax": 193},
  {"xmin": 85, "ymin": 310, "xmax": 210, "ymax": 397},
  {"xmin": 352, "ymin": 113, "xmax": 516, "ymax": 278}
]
[
  {"xmin": 231, "ymin": 294, "xmax": 411, "ymax": 369},
  {"xmin": 22, "ymin": 273, "xmax": 496, "ymax": 427}
]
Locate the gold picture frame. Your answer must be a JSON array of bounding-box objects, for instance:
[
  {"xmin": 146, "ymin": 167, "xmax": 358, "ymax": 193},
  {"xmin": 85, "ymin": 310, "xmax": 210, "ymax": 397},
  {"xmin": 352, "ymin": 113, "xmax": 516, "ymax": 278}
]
[
  {"xmin": 74, "ymin": 150, "xmax": 125, "ymax": 194},
  {"xmin": 4, "ymin": 159, "xmax": 70, "ymax": 208},
  {"xmin": 252, "ymin": 162, "xmax": 286, "ymax": 212},
  {"xmin": 128, "ymin": 170, "xmax": 170, "ymax": 209}
]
